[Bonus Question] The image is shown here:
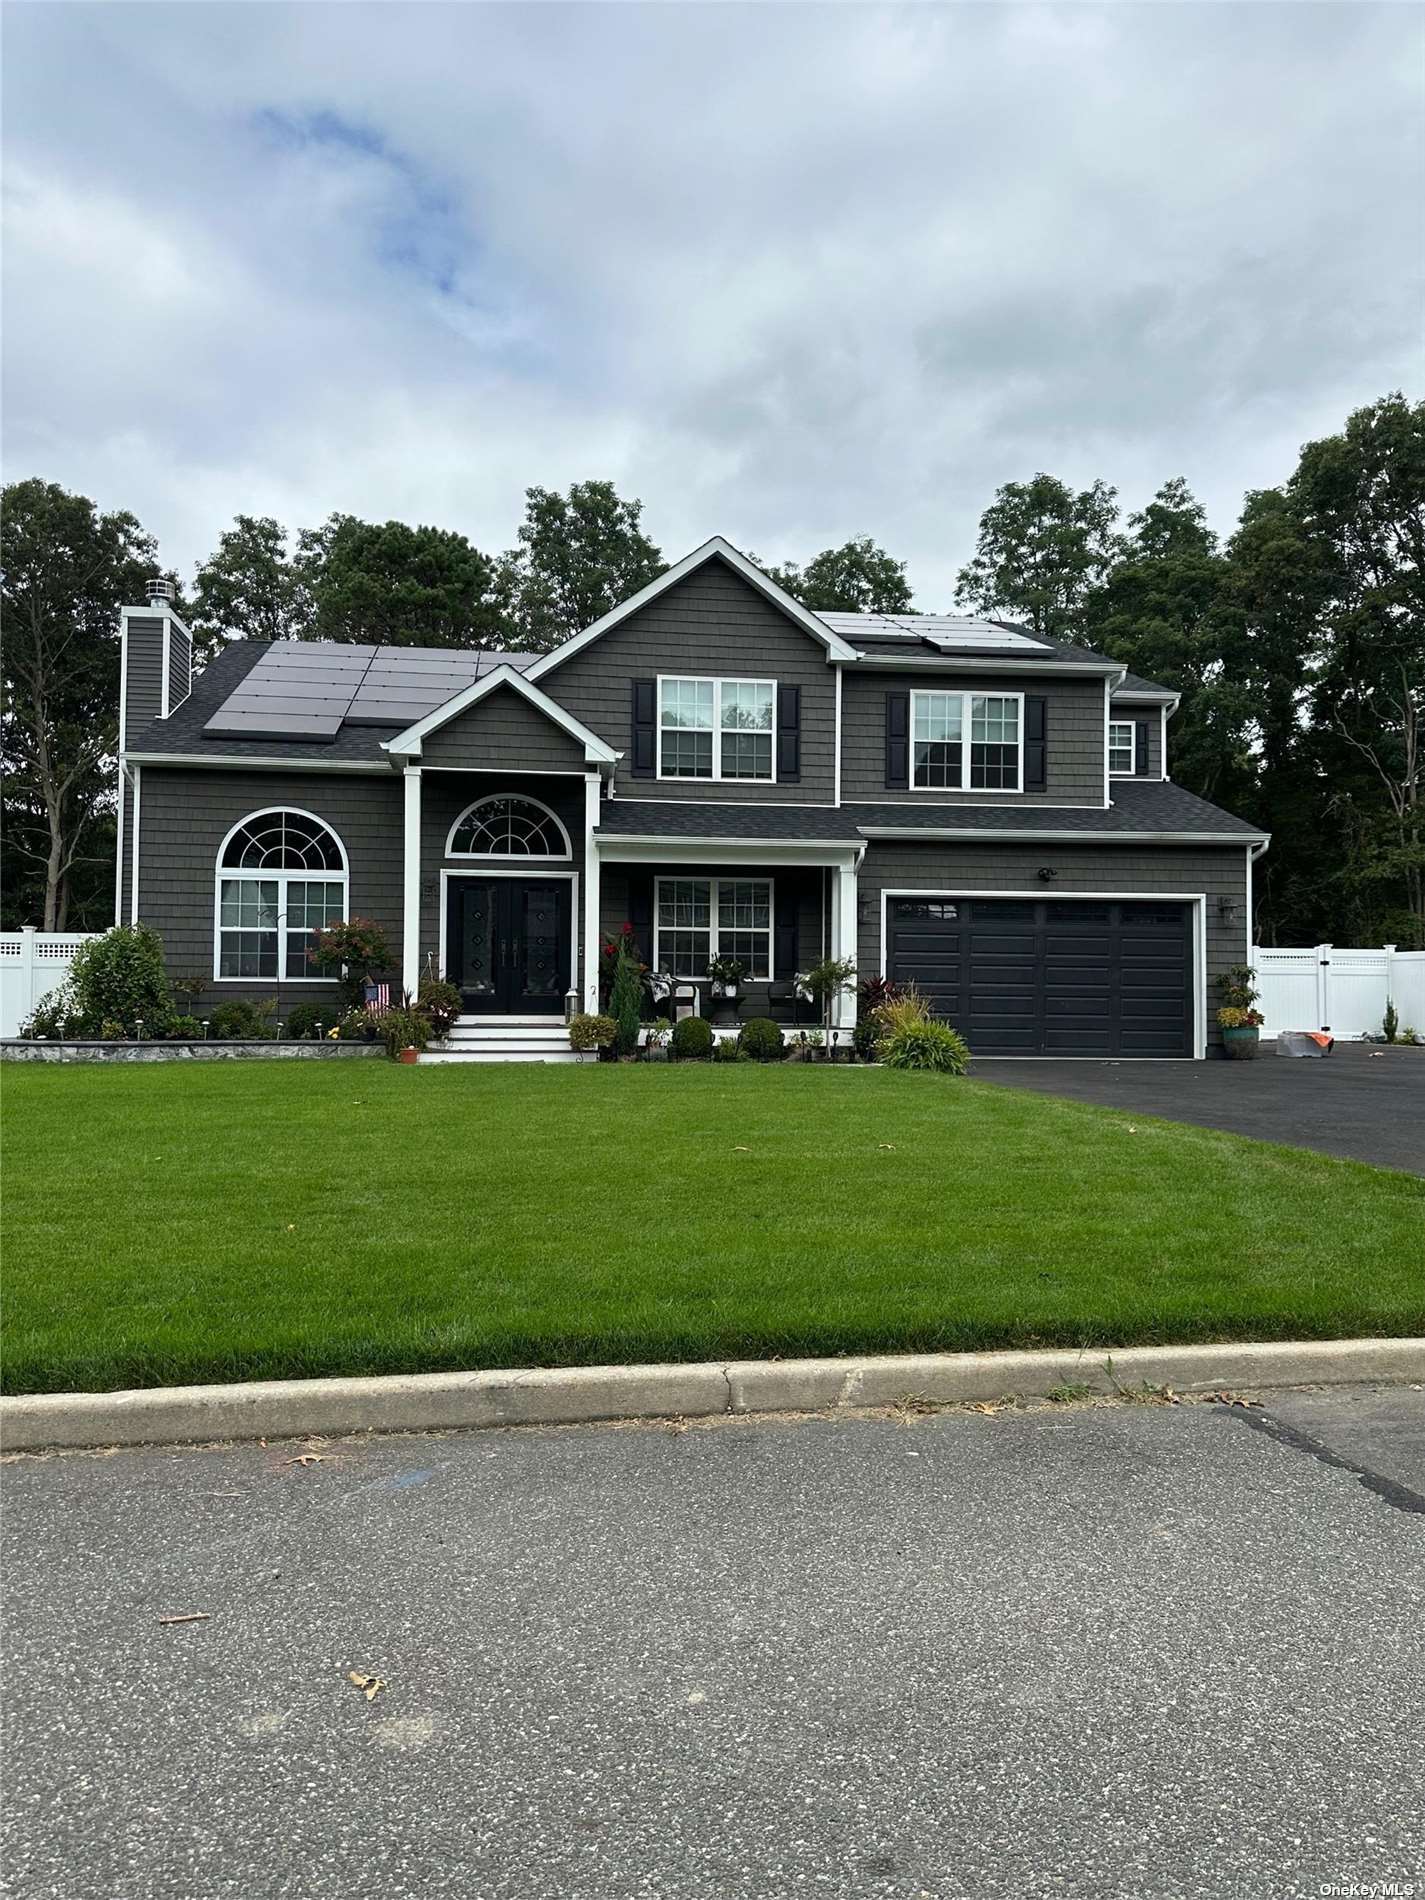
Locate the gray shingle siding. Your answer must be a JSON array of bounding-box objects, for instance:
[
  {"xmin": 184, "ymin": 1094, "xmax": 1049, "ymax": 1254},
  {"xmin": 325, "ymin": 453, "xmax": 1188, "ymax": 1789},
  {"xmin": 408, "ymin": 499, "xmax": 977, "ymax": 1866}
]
[
  {"xmin": 1109, "ymin": 704, "xmax": 1165, "ymax": 781},
  {"xmin": 132, "ymin": 767, "xmax": 404, "ymax": 1013},
  {"xmin": 541, "ymin": 559, "xmax": 836, "ymax": 803},
  {"xmin": 166, "ymin": 621, "xmax": 192, "ymax": 715},
  {"xmin": 421, "ymin": 686, "xmax": 587, "ymax": 772},
  {"xmin": 857, "ymin": 839, "xmax": 1252, "ymax": 1052},
  {"xmin": 840, "ymin": 670, "xmax": 1107, "ymax": 806},
  {"xmin": 123, "ymin": 616, "xmax": 165, "ymax": 737},
  {"xmin": 419, "ymin": 770, "xmax": 588, "ymax": 991}
]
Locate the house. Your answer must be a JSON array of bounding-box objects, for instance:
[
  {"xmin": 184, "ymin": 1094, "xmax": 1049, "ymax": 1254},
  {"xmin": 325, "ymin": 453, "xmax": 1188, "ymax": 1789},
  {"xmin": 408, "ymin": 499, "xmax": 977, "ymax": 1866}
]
[{"xmin": 116, "ymin": 537, "xmax": 1267, "ymax": 1059}]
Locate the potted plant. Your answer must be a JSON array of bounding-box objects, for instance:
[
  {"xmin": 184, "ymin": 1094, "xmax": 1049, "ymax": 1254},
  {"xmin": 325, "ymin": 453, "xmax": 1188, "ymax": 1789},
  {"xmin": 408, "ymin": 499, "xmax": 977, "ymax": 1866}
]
[
  {"xmin": 706, "ymin": 955, "xmax": 747, "ymax": 1026},
  {"xmin": 569, "ymin": 1012, "xmax": 616, "ymax": 1058},
  {"xmin": 1216, "ymin": 966, "xmax": 1264, "ymax": 1059},
  {"xmin": 800, "ymin": 956, "xmax": 857, "ymax": 1047},
  {"xmin": 790, "ymin": 1026, "xmax": 824, "ymax": 1063},
  {"xmin": 643, "ymin": 1021, "xmax": 672, "ymax": 1062}
]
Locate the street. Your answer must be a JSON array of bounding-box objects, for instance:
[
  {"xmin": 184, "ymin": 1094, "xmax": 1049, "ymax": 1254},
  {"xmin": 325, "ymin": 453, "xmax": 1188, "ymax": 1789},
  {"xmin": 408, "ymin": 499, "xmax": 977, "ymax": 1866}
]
[{"xmin": 3, "ymin": 1387, "xmax": 1422, "ymax": 1899}]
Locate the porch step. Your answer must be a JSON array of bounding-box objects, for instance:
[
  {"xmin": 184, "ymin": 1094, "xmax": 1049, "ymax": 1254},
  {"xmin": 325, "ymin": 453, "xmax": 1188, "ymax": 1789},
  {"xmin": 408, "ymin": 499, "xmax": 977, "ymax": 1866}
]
[{"xmin": 426, "ymin": 1016, "xmax": 587, "ymax": 1064}]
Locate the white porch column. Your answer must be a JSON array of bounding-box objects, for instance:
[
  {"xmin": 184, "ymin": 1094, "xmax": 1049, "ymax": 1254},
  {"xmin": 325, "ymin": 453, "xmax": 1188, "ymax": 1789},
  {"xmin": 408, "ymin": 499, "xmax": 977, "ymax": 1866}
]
[
  {"xmin": 583, "ymin": 773, "xmax": 602, "ymax": 1013},
  {"xmin": 833, "ymin": 855, "xmax": 859, "ymax": 1035},
  {"xmin": 402, "ymin": 766, "xmax": 422, "ymax": 997}
]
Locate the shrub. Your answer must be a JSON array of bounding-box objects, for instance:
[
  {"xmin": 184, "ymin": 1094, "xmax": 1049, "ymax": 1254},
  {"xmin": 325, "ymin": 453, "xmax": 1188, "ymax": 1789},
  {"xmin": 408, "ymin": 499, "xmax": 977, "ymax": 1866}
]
[
  {"xmin": 877, "ymin": 989, "xmax": 931, "ymax": 1035},
  {"xmin": 1216, "ymin": 965, "xmax": 1260, "ymax": 1013},
  {"xmin": 852, "ymin": 1015, "xmax": 884, "ymax": 1063},
  {"xmin": 308, "ymin": 918, "xmax": 395, "ymax": 1004},
  {"xmin": 417, "ymin": 977, "xmax": 461, "ymax": 1037},
  {"xmin": 610, "ymin": 947, "xmax": 644, "ymax": 1058},
  {"xmin": 671, "ymin": 1015, "xmax": 713, "ymax": 1061},
  {"xmin": 569, "ymin": 1012, "xmax": 616, "ymax": 1052},
  {"xmin": 65, "ymin": 925, "xmax": 172, "ymax": 1036},
  {"xmin": 377, "ymin": 1006, "xmax": 430, "ymax": 1059},
  {"xmin": 98, "ymin": 1018, "xmax": 127, "ymax": 1041},
  {"xmin": 169, "ymin": 1014, "xmax": 204, "ymax": 1040},
  {"xmin": 334, "ymin": 1008, "xmax": 379, "ymax": 1042},
  {"xmin": 20, "ymin": 984, "xmax": 79, "ymax": 1039},
  {"xmin": 209, "ymin": 998, "xmax": 277, "ymax": 1040},
  {"xmin": 1383, "ymin": 1001, "xmax": 1399, "ymax": 1044},
  {"xmin": 858, "ymin": 974, "xmax": 902, "ymax": 1017},
  {"xmin": 879, "ymin": 1019, "xmax": 971, "ymax": 1075},
  {"xmin": 737, "ymin": 1017, "xmax": 784, "ymax": 1062},
  {"xmin": 713, "ymin": 1035, "xmax": 742, "ymax": 1062},
  {"xmin": 284, "ymin": 1002, "xmax": 325, "ymax": 1041}
]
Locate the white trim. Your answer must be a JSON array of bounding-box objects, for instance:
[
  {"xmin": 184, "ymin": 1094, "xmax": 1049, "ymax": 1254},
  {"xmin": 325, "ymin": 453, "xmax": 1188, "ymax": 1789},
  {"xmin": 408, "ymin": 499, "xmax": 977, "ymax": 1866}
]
[
  {"xmin": 910, "ymin": 689, "xmax": 1025, "ymax": 794},
  {"xmin": 1108, "ymin": 718, "xmax": 1137, "ymax": 779},
  {"xmin": 115, "ymin": 618, "xmax": 130, "ymax": 925},
  {"xmin": 160, "ymin": 621, "xmax": 171, "ymax": 720},
  {"xmin": 1111, "ymin": 690, "xmax": 1181, "ymax": 709},
  {"xmin": 1160, "ymin": 704, "xmax": 1170, "ymax": 781},
  {"xmin": 382, "ymin": 663, "xmax": 619, "ymax": 765},
  {"xmin": 834, "ymin": 666, "xmax": 843, "ymax": 808},
  {"xmin": 596, "ymin": 838, "xmax": 862, "ymax": 866},
  {"xmin": 613, "ymin": 797, "xmax": 845, "ymax": 810},
  {"xmin": 1102, "ymin": 677, "xmax": 1111, "ymax": 808},
  {"xmin": 877, "ymin": 887, "xmax": 1208, "ymax": 1060},
  {"xmin": 655, "ymin": 674, "xmax": 777, "ymax": 785},
  {"xmin": 584, "ymin": 774, "xmax": 601, "ymax": 1012},
  {"xmin": 444, "ymin": 792, "xmax": 574, "ymax": 861},
  {"xmin": 524, "ymin": 536, "xmax": 859, "ymax": 680},
  {"xmin": 653, "ymin": 874, "xmax": 776, "ymax": 983},
  {"xmin": 416, "ymin": 763, "xmax": 592, "ymax": 779},
  {"xmin": 856, "ymin": 826, "xmax": 1269, "ymax": 845},
  {"xmin": 850, "ymin": 653, "xmax": 1121, "ymax": 677},
  {"xmin": 124, "ymin": 752, "xmax": 391, "ymax": 774},
  {"xmin": 437, "ymin": 867, "xmax": 579, "ymax": 992},
  {"xmin": 841, "ymin": 800, "xmax": 1106, "ymax": 812},
  {"xmin": 402, "ymin": 768, "xmax": 422, "ymax": 996},
  {"xmin": 129, "ymin": 764, "xmax": 141, "ymax": 925},
  {"xmin": 211, "ymin": 807, "xmax": 350, "ymax": 985}
]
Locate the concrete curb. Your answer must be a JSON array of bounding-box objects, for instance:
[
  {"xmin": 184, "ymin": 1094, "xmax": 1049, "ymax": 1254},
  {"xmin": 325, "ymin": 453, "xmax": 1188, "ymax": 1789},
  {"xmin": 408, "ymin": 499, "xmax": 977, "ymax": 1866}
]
[{"xmin": 3, "ymin": 1338, "xmax": 1422, "ymax": 1452}]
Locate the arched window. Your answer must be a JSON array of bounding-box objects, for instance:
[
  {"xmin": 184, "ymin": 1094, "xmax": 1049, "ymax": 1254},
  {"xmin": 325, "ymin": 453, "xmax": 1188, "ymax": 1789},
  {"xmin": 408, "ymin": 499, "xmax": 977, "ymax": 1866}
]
[
  {"xmin": 446, "ymin": 795, "xmax": 571, "ymax": 860},
  {"xmin": 215, "ymin": 809, "xmax": 348, "ymax": 981}
]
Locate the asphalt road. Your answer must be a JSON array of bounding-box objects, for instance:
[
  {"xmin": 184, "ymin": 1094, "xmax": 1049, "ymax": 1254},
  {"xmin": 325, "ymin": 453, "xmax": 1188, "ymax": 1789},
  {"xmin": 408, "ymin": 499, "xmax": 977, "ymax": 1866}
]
[
  {"xmin": 976, "ymin": 1041, "xmax": 1425, "ymax": 1173},
  {"xmin": 3, "ymin": 1387, "xmax": 1423, "ymax": 1900}
]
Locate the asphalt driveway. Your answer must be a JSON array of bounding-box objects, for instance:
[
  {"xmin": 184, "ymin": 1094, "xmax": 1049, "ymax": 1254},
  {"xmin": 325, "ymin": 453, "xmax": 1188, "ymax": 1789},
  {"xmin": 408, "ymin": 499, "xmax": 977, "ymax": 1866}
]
[
  {"xmin": 2, "ymin": 1389, "xmax": 1422, "ymax": 1900},
  {"xmin": 976, "ymin": 1041, "xmax": 1425, "ymax": 1172}
]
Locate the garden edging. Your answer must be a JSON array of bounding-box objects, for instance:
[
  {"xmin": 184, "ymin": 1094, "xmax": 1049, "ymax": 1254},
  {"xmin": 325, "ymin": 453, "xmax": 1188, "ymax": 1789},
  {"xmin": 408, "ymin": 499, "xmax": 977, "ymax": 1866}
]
[
  {"xmin": 3, "ymin": 1337, "xmax": 1421, "ymax": 1451},
  {"xmin": 0, "ymin": 1039, "xmax": 385, "ymax": 1062}
]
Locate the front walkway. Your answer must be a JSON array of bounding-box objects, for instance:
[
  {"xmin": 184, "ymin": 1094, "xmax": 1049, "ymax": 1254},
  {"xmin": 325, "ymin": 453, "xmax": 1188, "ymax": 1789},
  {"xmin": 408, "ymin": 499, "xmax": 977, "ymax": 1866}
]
[{"xmin": 975, "ymin": 1042, "xmax": 1424, "ymax": 1173}]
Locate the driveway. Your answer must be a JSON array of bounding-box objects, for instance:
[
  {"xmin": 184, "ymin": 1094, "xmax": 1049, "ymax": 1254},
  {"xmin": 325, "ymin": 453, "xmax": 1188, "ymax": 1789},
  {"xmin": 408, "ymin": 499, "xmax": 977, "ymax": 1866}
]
[
  {"xmin": 976, "ymin": 1041, "xmax": 1425, "ymax": 1172},
  {"xmin": 3, "ymin": 1389, "xmax": 1423, "ymax": 1899}
]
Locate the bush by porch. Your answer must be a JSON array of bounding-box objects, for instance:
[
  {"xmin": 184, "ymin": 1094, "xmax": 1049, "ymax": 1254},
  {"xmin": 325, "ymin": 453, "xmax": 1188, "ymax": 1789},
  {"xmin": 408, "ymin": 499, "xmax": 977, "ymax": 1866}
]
[{"xmin": 3, "ymin": 1063, "xmax": 1421, "ymax": 1396}]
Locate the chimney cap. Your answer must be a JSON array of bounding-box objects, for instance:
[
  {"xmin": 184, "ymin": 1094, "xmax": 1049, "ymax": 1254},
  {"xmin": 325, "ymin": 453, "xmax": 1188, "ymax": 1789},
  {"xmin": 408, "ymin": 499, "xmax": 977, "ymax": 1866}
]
[{"xmin": 146, "ymin": 577, "xmax": 176, "ymax": 605}]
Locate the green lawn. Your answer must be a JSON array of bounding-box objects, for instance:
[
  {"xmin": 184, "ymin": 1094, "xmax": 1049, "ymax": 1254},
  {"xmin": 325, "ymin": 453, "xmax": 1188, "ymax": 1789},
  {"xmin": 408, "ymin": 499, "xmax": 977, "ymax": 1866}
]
[{"xmin": 2, "ymin": 1062, "xmax": 1422, "ymax": 1395}]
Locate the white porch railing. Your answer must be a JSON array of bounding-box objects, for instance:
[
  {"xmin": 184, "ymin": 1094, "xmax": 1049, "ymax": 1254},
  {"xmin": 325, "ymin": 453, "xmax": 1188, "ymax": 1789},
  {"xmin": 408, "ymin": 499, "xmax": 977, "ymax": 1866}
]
[
  {"xmin": 0, "ymin": 928, "xmax": 98, "ymax": 1037},
  {"xmin": 1255, "ymin": 944, "xmax": 1425, "ymax": 1039}
]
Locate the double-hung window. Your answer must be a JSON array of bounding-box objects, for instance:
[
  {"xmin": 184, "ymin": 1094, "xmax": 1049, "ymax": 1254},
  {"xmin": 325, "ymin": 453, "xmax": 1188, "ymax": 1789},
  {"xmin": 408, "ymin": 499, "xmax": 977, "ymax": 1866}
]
[
  {"xmin": 216, "ymin": 809, "xmax": 347, "ymax": 980},
  {"xmin": 911, "ymin": 691, "xmax": 1023, "ymax": 791},
  {"xmin": 1108, "ymin": 720, "xmax": 1136, "ymax": 776},
  {"xmin": 655, "ymin": 878, "xmax": 773, "ymax": 980},
  {"xmin": 658, "ymin": 677, "xmax": 775, "ymax": 781}
]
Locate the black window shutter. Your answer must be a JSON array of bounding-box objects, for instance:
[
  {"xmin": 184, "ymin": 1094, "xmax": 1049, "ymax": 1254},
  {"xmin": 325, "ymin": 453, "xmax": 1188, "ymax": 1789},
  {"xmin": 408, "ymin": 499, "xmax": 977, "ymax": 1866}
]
[
  {"xmin": 1025, "ymin": 696, "xmax": 1048, "ymax": 791},
  {"xmin": 776, "ymin": 685, "xmax": 801, "ymax": 782},
  {"xmin": 1134, "ymin": 719, "xmax": 1150, "ymax": 777},
  {"xmin": 885, "ymin": 691, "xmax": 910, "ymax": 789},
  {"xmin": 631, "ymin": 680, "xmax": 656, "ymax": 778},
  {"xmin": 627, "ymin": 871, "xmax": 653, "ymax": 966},
  {"xmin": 774, "ymin": 889, "xmax": 798, "ymax": 980}
]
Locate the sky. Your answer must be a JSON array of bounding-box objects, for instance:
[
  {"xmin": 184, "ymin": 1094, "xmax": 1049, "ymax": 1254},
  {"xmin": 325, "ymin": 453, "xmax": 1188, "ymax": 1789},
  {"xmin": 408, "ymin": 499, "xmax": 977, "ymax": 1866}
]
[{"xmin": 3, "ymin": 1, "xmax": 1422, "ymax": 609}]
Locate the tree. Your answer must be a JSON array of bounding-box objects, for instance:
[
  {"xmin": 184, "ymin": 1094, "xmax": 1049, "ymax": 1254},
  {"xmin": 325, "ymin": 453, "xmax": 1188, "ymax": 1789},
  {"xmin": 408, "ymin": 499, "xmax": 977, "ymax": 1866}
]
[
  {"xmin": 294, "ymin": 514, "xmax": 512, "ymax": 648},
  {"xmin": 1, "ymin": 479, "xmax": 160, "ymax": 929},
  {"xmin": 189, "ymin": 515, "xmax": 308, "ymax": 657},
  {"xmin": 500, "ymin": 480, "xmax": 663, "ymax": 652},
  {"xmin": 955, "ymin": 474, "xmax": 1119, "ymax": 641},
  {"xmin": 755, "ymin": 537, "xmax": 913, "ymax": 613},
  {"xmin": 1081, "ymin": 479, "xmax": 1255, "ymax": 809}
]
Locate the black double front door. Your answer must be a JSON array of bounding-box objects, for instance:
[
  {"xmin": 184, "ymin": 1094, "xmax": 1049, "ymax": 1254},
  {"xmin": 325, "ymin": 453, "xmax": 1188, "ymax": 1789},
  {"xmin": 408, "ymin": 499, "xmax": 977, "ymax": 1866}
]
[{"xmin": 447, "ymin": 877, "xmax": 571, "ymax": 1015}]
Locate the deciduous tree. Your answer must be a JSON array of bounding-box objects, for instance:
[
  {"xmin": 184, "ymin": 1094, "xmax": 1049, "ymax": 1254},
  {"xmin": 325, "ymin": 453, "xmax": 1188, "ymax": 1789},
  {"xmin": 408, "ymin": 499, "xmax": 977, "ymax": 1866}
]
[
  {"xmin": 500, "ymin": 481, "xmax": 663, "ymax": 652},
  {"xmin": 955, "ymin": 473, "xmax": 1119, "ymax": 641}
]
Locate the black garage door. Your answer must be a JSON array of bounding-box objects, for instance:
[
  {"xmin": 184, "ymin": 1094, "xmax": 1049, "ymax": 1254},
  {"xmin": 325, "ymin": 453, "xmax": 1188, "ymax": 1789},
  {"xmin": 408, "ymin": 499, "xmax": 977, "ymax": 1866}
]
[{"xmin": 886, "ymin": 897, "xmax": 1194, "ymax": 1057}]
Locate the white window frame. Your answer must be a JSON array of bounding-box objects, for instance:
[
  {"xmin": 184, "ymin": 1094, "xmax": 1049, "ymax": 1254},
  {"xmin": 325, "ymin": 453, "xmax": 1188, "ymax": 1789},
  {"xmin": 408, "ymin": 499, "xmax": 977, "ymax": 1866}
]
[
  {"xmin": 656, "ymin": 675, "xmax": 778, "ymax": 783},
  {"xmin": 445, "ymin": 793, "xmax": 573, "ymax": 860},
  {"xmin": 653, "ymin": 875, "xmax": 776, "ymax": 981},
  {"xmin": 1109, "ymin": 719, "xmax": 1137, "ymax": 778},
  {"xmin": 910, "ymin": 690, "xmax": 1025, "ymax": 793},
  {"xmin": 213, "ymin": 806, "xmax": 349, "ymax": 984}
]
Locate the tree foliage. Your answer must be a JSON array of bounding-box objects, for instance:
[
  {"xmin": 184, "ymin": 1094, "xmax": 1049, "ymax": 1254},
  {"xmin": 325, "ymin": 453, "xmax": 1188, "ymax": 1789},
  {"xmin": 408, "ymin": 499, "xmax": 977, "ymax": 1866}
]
[
  {"xmin": 761, "ymin": 536, "xmax": 913, "ymax": 613},
  {"xmin": 955, "ymin": 473, "xmax": 1119, "ymax": 641},
  {"xmin": 500, "ymin": 480, "xmax": 663, "ymax": 652},
  {"xmin": 189, "ymin": 514, "xmax": 308, "ymax": 657},
  {"xmin": 1, "ymin": 479, "xmax": 161, "ymax": 929},
  {"xmin": 295, "ymin": 514, "xmax": 512, "ymax": 648}
]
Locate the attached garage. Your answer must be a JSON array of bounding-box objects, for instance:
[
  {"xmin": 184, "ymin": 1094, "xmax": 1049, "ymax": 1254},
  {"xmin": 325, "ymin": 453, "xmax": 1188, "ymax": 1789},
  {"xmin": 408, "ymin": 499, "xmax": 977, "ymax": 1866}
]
[{"xmin": 884, "ymin": 894, "xmax": 1197, "ymax": 1057}]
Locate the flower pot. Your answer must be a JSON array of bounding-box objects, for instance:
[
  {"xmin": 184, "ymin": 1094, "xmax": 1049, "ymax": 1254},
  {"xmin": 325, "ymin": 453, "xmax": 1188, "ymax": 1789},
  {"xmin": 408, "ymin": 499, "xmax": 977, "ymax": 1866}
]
[
  {"xmin": 1221, "ymin": 1026, "xmax": 1260, "ymax": 1060},
  {"xmin": 398, "ymin": 1046, "xmax": 419, "ymax": 1065}
]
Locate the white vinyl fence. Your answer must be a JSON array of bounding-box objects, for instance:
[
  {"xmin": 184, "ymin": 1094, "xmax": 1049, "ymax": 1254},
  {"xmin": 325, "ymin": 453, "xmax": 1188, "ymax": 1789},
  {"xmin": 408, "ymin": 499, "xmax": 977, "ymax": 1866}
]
[
  {"xmin": 1255, "ymin": 944, "xmax": 1425, "ymax": 1040},
  {"xmin": 0, "ymin": 928, "xmax": 98, "ymax": 1038}
]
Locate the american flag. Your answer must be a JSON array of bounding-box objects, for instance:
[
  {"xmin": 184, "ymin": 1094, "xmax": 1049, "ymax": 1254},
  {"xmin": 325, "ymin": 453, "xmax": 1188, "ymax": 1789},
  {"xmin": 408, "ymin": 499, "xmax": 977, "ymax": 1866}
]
[{"xmin": 364, "ymin": 981, "xmax": 391, "ymax": 1015}]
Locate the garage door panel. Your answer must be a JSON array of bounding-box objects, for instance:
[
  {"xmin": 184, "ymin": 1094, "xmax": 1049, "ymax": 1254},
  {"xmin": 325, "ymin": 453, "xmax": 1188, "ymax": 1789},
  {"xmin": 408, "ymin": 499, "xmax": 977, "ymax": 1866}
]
[{"xmin": 887, "ymin": 896, "xmax": 1193, "ymax": 1058}]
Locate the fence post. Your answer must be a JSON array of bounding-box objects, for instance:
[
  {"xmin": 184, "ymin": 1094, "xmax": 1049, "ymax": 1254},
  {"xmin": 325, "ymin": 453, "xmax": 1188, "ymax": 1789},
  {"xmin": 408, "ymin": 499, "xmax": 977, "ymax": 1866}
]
[
  {"xmin": 1315, "ymin": 943, "xmax": 1332, "ymax": 1029},
  {"xmin": 1383, "ymin": 943, "xmax": 1397, "ymax": 1015},
  {"xmin": 20, "ymin": 925, "xmax": 37, "ymax": 1018}
]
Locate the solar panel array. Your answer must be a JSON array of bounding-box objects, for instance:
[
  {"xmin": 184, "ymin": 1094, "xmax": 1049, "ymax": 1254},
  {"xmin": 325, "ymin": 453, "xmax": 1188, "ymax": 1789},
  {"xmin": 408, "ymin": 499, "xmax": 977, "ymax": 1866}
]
[
  {"xmin": 204, "ymin": 643, "xmax": 538, "ymax": 742},
  {"xmin": 819, "ymin": 612, "xmax": 1042, "ymax": 651}
]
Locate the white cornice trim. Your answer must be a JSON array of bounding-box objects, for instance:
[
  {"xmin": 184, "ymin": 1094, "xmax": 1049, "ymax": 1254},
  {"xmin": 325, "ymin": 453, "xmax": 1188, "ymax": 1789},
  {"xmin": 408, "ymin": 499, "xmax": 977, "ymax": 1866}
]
[
  {"xmin": 382, "ymin": 663, "xmax": 619, "ymax": 764},
  {"xmin": 123, "ymin": 751, "xmax": 390, "ymax": 774},
  {"xmin": 848, "ymin": 653, "xmax": 1124, "ymax": 678},
  {"xmin": 526, "ymin": 537, "xmax": 860, "ymax": 679},
  {"xmin": 857, "ymin": 825, "xmax": 1271, "ymax": 845},
  {"xmin": 595, "ymin": 836, "xmax": 862, "ymax": 865}
]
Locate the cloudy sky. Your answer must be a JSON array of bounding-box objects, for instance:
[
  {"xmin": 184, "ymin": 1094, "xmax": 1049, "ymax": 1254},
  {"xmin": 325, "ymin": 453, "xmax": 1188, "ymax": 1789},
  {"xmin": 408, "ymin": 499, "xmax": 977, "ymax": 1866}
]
[{"xmin": 3, "ymin": 2, "xmax": 1421, "ymax": 606}]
